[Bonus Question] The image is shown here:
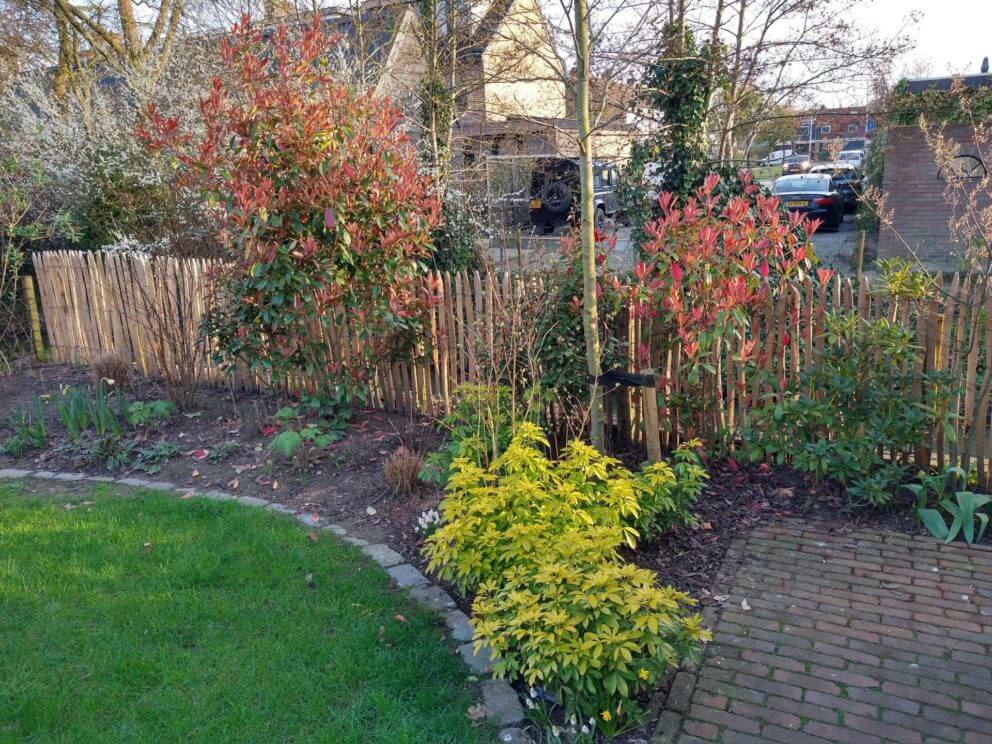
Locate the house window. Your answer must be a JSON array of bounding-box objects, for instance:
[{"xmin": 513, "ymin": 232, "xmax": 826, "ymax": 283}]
[
  {"xmin": 847, "ymin": 123, "xmax": 858, "ymax": 133},
  {"xmin": 819, "ymin": 125, "xmax": 831, "ymax": 135},
  {"xmin": 798, "ymin": 126, "xmax": 810, "ymax": 138}
]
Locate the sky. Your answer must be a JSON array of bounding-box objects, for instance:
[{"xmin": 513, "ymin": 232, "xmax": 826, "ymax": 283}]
[{"xmin": 853, "ymin": 0, "xmax": 991, "ymax": 79}]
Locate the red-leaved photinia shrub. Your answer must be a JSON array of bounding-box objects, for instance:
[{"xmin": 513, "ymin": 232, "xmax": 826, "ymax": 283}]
[
  {"xmin": 632, "ymin": 171, "xmax": 819, "ymax": 436},
  {"xmin": 137, "ymin": 15, "xmax": 440, "ymax": 405}
]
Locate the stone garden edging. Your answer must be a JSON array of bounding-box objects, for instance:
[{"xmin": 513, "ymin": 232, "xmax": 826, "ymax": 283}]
[{"xmin": 0, "ymin": 467, "xmax": 528, "ymax": 743}]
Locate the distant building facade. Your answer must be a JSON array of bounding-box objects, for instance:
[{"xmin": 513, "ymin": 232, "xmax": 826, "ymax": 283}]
[{"xmin": 791, "ymin": 105, "xmax": 876, "ymax": 159}]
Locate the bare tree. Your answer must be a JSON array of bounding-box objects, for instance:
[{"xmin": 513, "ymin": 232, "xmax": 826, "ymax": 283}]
[{"xmin": 684, "ymin": 0, "xmax": 916, "ymax": 163}]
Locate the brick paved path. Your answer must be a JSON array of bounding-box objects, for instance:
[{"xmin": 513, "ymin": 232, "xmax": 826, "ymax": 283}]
[{"xmin": 656, "ymin": 520, "xmax": 992, "ymax": 744}]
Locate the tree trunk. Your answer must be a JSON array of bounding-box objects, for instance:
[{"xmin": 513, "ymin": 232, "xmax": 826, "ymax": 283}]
[{"xmin": 574, "ymin": 0, "xmax": 604, "ymax": 451}]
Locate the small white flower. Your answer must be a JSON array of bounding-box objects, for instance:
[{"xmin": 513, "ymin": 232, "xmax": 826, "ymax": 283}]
[
  {"xmin": 581, "ymin": 725, "xmax": 590, "ymax": 734},
  {"xmin": 569, "ymin": 714, "xmax": 576, "ymax": 725},
  {"xmin": 529, "ymin": 687, "xmax": 538, "ymax": 698},
  {"xmin": 551, "ymin": 725, "xmax": 560, "ymax": 737}
]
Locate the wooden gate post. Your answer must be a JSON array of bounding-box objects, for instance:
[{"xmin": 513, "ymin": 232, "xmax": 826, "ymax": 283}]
[
  {"xmin": 22, "ymin": 275, "xmax": 45, "ymax": 361},
  {"xmin": 641, "ymin": 371, "xmax": 662, "ymax": 463}
]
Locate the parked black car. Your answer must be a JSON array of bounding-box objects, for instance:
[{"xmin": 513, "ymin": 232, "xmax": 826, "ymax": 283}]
[
  {"xmin": 810, "ymin": 164, "xmax": 862, "ymax": 211},
  {"xmin": 772, "ymin": 174, "xmax": 844, "ymax": 230},
  {"xmin": 529, "ymin": 158, "xmax": 622, "ymax": 233},
  {"xmin": 781, "ymin": 154, "xmax": 812, "ymax": 175}
]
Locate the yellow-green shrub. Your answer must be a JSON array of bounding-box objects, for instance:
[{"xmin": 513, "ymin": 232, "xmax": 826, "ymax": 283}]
[
  {"xmin": 423, "ymin": 423, "xmax": 642, "ymax": 593},
  {"xmin": 472, "ymin": 550, "xmax": 710, "ymax": 720},
  {"xmin": 634, "ymin": 439, "xmax": 707, "ymax": 540},
  {"xmin": 422, "ymin": 422, "xmax": 710, "ymax": 723},
  {"xmin": 423, "ymin": 423, "xmax": 703, "ymax": 593}
]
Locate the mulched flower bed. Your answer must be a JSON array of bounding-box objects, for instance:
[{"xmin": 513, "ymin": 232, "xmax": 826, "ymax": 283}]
[
  {"xmin": 0, "ymin": 362, "xmax": 444, "ymax": 562},
  {"xmin": 631, "ymin": 458, "xmax": 923, "ymax": 597}
]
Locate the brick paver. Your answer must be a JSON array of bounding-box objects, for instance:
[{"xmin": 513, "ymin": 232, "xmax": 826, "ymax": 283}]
[{"xmin": 662, "ymin": 519, "xmax": 992, "ymax": 743}]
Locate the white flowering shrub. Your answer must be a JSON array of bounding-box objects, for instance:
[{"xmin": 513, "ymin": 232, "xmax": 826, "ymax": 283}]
[{"xmin": 0, "ymin": 40, "xmax": 220, "ymax": 256}]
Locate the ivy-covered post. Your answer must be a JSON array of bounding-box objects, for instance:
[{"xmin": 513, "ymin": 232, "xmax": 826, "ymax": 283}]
[{"xmin": 620, "ymin": 23, "xmax": 716, "ymax": 251}]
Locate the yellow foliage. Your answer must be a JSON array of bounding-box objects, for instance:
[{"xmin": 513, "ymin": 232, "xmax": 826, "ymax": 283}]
[{"xmin": 421, "ymin": 422, "xmax": 711, "ymax": 719}]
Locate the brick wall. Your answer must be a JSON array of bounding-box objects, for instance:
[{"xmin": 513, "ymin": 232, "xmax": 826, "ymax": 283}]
[{"xmin": 877, "ymin": 125, "xmax": 989, "ymax": 268}]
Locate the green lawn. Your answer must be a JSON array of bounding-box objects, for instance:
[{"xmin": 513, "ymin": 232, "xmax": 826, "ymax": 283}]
[
  {"xmin": 750, "ymin": 164, "xmax": 782, "ymax": 181},
  {"xmin": 0, "ymin": 482, "xmax": 492, "ymax": 744}
]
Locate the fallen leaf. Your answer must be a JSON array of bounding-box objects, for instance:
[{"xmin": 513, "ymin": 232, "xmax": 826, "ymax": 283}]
[
  {"xmin": 186, "ymin": 448, "xmax": 209, "ymax": 460},
  {"xmin": 773, "ymin": 487, "xmax": 795, "ymax": 499},
  {"xmin": 701, "ymin": 521, "xmax": 713, "ymax": 531},
  {"xmin": 192, "ymin": 469, "xmax": 200, "ymax": 477},
  {"xmin": 305, "ymin": 572, "xmax": 316, "ymax": 589},
  {"xmin": 184, "ymin": 411, "xmax": 202, "ymax": 418},
  {"xmin": 741, "ymin": 598, "xmax": 751, "ymax": 611},
  {"xmin": 272, "ymin": 480, "xmax": 279, "ymax": 490},
  {"xmin": 142, "ymin": 541, "xmax": 153, "ymax": 553},
  {"xmin": 260, "ymin": 424, "xmax": 278, "ymax": 436},
  {"xmin": 227, "ymin": 477, "xmax": 239, "ymax": 490},
  {"xmin": 233, "ymin": 463, "xmax": 257, "ymax": 474},
  {"xmin": 698, "ymin": 590, "xmax": 730, "ymax": 606},
  {"xmin": 467, "ymin": 704, "xmax": 486, "ymax": 724},
  {"xmin": 308, "ymin": 531, "xmax": 319, "ymax": 543},
  {"xmin": 366, "ymin": 506, "xmax": 377, "ymax": 516},
  {"xmin": 394, "ymin": 614, "xmax": 407, "ymax": 623}
]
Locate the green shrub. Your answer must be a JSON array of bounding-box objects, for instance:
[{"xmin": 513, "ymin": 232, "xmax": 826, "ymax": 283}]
[
  {"xmin": 634, "ymin": 439, "xmax": 707, "ymax": 540},
  {"xmin": 742, "ymin": 312, "xmax": 957, "ymax": 505},
  {"xmin": 87, "ymin": 383, "xmax": 121, "ymax": 439},
  {"xmin": 55, "ymin": 386, "xmax": 92, "ymax": 441},
  {"xmin": 124, "ymin": 399, "xmax": 176, "ymax": 427},
  {"xmin": 430, "ymin": 193, "xmax": 482, "ymax": 274},
  {"xmin": 132, "ymin": 441, "xmax": 180, "ymax": 474},
  {"xmin": 472, "ymin": 554, "xmax": 708, "ymax": 722},
  {"xmin": 266, "ymin": 405, "xmax": 345, "ymax": 474},
  {"xmin": 419, "ymin": 384, "xmax": 526, "ymax": 486},
  {"xmin": 918, "ymin": 491, "xmax": 991, "ymax": 544}
]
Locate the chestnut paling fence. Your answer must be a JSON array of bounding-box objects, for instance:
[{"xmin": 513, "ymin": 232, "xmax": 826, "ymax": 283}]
[{"xmin": 30, "ymin": 250, "xmax": 992, "ymax": 488}]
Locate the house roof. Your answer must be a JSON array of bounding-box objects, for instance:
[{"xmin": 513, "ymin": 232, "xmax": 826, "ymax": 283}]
[
  {"xmin": 318, "ymin": 4, "xmax": 406, "ymax": 75},
  {"xmin": 464, "ymin": 0, "xmax": 515, "ymax": 54},
  {"xmin": 903, "ymin": 73, "xmax": 992, "ymax": 94}
]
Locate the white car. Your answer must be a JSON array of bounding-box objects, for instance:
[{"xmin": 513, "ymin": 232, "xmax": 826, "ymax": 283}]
[
  {"xmin": 760, "ymin": 149, "xmax": 796, "ymax": 166},
  {"xmin": 836, "ymin": 150, "xmax": 864, "ymax": 168}
]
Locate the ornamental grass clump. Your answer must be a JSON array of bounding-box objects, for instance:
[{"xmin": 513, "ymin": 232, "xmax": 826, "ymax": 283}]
[{"xmin": 422, "ymin": 421, "xmax": 709, "ymax": 725}]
